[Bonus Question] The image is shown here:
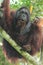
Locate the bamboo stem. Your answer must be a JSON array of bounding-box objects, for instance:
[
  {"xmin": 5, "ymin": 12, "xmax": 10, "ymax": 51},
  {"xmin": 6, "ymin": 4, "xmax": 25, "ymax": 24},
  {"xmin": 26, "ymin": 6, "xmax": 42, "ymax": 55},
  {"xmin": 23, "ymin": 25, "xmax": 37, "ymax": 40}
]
[{"xmin": 0, "ymin": 27, "xmax": 40, "ymax": 65}]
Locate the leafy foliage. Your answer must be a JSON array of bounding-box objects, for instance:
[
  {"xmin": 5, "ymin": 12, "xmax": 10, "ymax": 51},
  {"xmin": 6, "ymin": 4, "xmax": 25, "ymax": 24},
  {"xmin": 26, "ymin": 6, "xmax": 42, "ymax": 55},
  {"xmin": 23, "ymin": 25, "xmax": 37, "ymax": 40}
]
[{"xmin": 10, "ymin": 0, "xmax": 43, "ymax": 20}]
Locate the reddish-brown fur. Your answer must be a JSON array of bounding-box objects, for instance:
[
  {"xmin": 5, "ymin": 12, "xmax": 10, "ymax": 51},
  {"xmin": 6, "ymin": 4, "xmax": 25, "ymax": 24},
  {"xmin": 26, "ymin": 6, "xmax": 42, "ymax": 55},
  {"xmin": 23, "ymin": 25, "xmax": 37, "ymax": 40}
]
[{"xmin": 0, "ymin": 0, "xmax": 43, "ymax": 63}]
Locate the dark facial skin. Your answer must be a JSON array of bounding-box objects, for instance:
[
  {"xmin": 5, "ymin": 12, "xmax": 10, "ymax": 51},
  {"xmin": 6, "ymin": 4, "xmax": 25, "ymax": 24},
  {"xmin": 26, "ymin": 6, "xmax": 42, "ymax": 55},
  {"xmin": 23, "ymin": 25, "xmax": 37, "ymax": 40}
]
[{"xmin": 13, "ymin": 7, "xmax": 30, "ymax": 34}]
